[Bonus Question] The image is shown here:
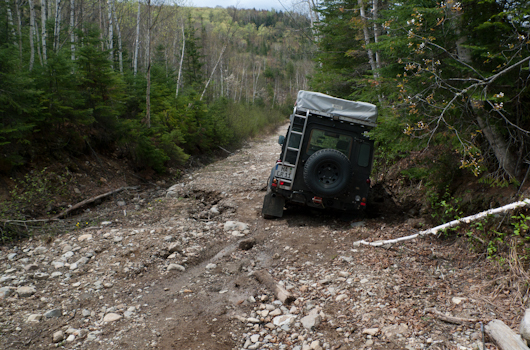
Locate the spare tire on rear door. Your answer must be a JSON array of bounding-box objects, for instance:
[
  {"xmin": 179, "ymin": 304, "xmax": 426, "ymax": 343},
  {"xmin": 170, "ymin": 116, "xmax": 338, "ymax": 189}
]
[{"xmin": 303, "ymin": 149, "xmax": 352, "ymax": 197}]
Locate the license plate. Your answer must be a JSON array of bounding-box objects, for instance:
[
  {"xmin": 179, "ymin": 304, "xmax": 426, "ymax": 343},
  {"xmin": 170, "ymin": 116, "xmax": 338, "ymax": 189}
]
[{"xmin": 275, "ymin": 165, "xmax": 294, "ymax": 180}]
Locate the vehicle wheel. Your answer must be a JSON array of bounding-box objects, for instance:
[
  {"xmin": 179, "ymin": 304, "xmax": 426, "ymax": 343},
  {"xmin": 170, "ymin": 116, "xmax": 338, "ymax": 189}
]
[{"xmin": 303, "ymin": 149, "xmax": 352, "ymax": 197}]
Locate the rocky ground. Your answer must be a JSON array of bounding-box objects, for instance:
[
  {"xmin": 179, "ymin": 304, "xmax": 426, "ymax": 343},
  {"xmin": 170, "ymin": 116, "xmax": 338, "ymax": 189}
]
[{"xmin": 0, "ymin": 125, "xmax": 523, "ymax": 350}]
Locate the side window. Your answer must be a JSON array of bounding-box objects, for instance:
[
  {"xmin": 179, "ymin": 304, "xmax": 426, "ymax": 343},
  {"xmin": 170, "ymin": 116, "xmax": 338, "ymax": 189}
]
[{"xmin": 358, "ymin": 143, "xmax": 371, "ymax": 167}]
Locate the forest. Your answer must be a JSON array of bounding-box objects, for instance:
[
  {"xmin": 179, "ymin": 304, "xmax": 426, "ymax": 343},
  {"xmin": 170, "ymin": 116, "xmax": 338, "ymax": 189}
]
[{"xmin": 0, "ymin": 1, "xmax": 313, "ymax": 173}]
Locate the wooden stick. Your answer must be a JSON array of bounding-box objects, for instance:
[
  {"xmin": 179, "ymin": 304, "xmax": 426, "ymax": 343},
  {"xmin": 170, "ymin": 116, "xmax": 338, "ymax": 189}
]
[
  {"xmin": 354, "ymin": 198, "xmax": 530, "ymax": 247},
  {"xmin": 485, "ymin": 319, "xmax": 530, "ymax": 350},
  {"xmin": 53, "ymin": 186, "xmax": 139, "ymax": 219},
  {"xmin": 253, "ymin": 270, "xmax": 296, "ymax": 305},
  {"xmin": 425, "ymin": 308, "xmax": 480, "ymax": 324}
]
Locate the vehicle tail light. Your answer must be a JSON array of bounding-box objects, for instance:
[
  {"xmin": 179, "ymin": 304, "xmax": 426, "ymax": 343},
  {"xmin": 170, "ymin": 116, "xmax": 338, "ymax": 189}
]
[
  {"xmin": 279, "ymin": 181, "xmax": 285, "ymax": 186},
  {"xmin": 360, "ymin": 197, "xmax": 367, "ymax": 207},
  {"xmin": 312, "ymin": 197, "xmax": 323, "ymax": 204},
  {"xmin": 366, "ymin": 179, "xmax": 371, "ymax": 185}
]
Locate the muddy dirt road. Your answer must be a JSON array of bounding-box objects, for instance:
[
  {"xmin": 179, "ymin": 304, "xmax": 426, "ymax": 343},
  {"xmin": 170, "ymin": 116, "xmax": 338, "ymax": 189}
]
[{"xmin": 0, "ymin": 125, "xmax": 517, "ymax": 350}]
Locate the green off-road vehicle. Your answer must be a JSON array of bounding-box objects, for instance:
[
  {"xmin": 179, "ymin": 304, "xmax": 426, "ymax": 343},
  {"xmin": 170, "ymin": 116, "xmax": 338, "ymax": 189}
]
[{"xmin": 262, "ymin": 90, "xmax": 378, "ymax": 218}]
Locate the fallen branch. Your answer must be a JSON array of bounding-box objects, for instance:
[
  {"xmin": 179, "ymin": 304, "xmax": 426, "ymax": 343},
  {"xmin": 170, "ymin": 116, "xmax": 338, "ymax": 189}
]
[
  {"xmin": 425, "ymin": 307, "xmax": 480, "ymax": 324},
  {"xmin": 485, "ymin": 319, "xmax": 530, "ymax": 350},
  {"xmin": 354, "ymin": 198, "xmax": 530, "ymax": 247},
  {"xmin": 53, "ymin": 186, "xmax": 140, "ymax": 219},
  {"xmin": 253, "ymin": 269, "xmax": 296, "ymax": 305}
]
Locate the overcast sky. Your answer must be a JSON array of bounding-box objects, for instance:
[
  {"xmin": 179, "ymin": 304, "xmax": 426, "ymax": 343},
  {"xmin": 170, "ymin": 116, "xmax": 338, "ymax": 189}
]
[{"xmin": 188, "ymin": 0, "xmax": 285, "ymax": 11}]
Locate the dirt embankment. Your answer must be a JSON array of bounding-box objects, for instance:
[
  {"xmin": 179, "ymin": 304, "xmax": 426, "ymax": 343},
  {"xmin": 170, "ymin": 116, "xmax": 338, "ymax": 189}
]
[{"xmin": 0, "ymin": 125, "xmax": 524, "ymax": 350}]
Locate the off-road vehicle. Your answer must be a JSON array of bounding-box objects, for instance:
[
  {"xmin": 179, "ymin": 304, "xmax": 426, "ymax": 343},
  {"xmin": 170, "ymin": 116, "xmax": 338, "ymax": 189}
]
[{"xmin": 262, "ymin": 90, "xmax": 377, "ymax": 218}]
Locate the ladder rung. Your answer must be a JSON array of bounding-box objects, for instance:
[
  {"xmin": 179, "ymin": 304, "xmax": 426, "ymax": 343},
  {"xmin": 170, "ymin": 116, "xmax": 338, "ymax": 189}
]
[
  {"xmin": 291, "ymin": 131, "xmax": 302, "ymax": 135},
  {"xmin": 287, "ymin": 147, "xmax": 299, "ymax": 151}
]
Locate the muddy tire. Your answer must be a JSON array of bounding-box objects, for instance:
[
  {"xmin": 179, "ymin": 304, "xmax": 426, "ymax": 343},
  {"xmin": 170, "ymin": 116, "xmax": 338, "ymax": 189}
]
[{"xmin": 303, "ymin": 149, "xmax": 352, "ymax": 197}]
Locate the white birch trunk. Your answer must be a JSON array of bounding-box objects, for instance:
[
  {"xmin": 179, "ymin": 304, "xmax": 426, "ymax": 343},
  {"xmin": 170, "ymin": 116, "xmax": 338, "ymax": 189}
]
[
  {"xmin": 372, "ymin": 0, "xmax": 381, "ymax": 71},
  {"xmin": 107, "ymin": 0, "xmax": 113, "ymax": 65},
  {"xmin": 41, "ymin": 0, "xmax": 48, "ymax": 64},
  {"xmin": 53, "ymin": 0, "xmax": 61, "ymax": 51},
  {"xmin": 35, "ymin": 15, "xmax": 43, "ymax": 66},
  {"xmin": 15, "ymin": 0, "xmax": 22, "ymax": 57},
  {"xmin": 70, "ymin": 0, "xmax": 74, "ymax": 61},
  {"xmin": 133, "ymin": 0, "xmax": 141, "ymax": 76},
  {"xmin": 112, "ymin": 0, "xmax": 123, "ymax": 73},
  {"xmin": 358, "ymin": 0, "xmax": 377, "ymax": 77},
  {"xmin": 354, "ymin": 198, "xmax": 530, "ymax": 247},
  {"xmin": 145, "ymin": 0, "xmax": 151, "ymax": 128},
  {"xmin": 175, "ymin": 23, "xmax": 185, "ymax": 98},
  {"xmin": 4, "ymin": 0, "xmax": 16, "ymax": 42},
  {"xmin": 252, "ymin": 62, "xmax": 261, "ymax": 103},
  {"xmin": 29, "ymin": 0, "xmax": 36, "ymax": 70},
  {"xmin": 200, "ymin": 44, "xmax": 227, "ymax": 101}
]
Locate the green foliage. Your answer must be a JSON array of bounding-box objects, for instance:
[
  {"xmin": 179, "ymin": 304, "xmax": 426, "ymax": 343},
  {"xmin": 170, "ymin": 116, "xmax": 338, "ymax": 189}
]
[
  {"xmin": 428, "ymin": 189, "xmax": 463, "ymax": 224},
  {"xmin": 0, "ymin": 167, "xmax": 73, "ymax": 242}
]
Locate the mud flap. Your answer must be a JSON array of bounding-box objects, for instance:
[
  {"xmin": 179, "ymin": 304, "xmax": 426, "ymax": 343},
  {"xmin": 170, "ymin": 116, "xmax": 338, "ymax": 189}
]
[{"xmin": 262, "ymin": 193, "xmax": 285, "ymax": 218}]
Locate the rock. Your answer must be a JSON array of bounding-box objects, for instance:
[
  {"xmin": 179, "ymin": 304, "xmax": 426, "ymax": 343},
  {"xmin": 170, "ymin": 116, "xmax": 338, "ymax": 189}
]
[
  {"xmin": 53, "ymin": 330, "xmax": 64, "ymax": 343},
  {"xmin": 269, "ymin": 309, "xmax": 282, "ymax": 317},
  {"xmin": 247, "ymin": 317, "xmax": 260, "ymax": 323},
  {"xmin": 520, "ymin": 308, "xmax": 530, "ymax": 341},
  {"xmin": 101, "ymin": 221, "xmax": 112, "ymax": 226},
  {"xmin": 66, "ymin": 334, "xmax": 76, "ymax": 342},
  {"xmin": 209, "ymin": 206, "xmax": 220, "ymax": 215},
  {"xmin": 69, "ymin": 263, "xmax": 78, "ymax": 270},
  {"xmin": 238, "ymin": 238, "xmax": 256, "ymax": 251},
  {"xmin": 310, "ymin": 340, "xmax": 322, "ymax": 350},
  {"xmin": 50, "ymin": 271, "xmax": 63, "ymax": 278},
  {"xmin": 272, "ymin": 314, "xmax": 296, "ymax": 327},
  {"xmin": 78, "ymin": 234, "xmax": 93, "ymax": 242},
  {"xmin": 250, "ymin": 334, "xmax": 260, "ymax": 342},
  {"xmin": 34, "ymin": 272, "xmax": 50, "ymax": 280},
  {"xmin": 381, "ymin": 323, "xmax": 408, "ymax": 338},
  {"xmin": 16, "ymin": 286, "xmax": 36, "ymax": 297},
  {"xmin": 0, "ymin": 287, "xmax": 15, "ymax": 299},
  {"xmin": 335, "ymin": 294, "xmax": 348, "ymax": 302},
  {"xmin": 103, "ymin": 313, "xmax": 122, "ymax": 322},
  {"xmin": 7, "ymin": 253, "xmax": 17, "ymax": 261},
  {"xmin": 117, "ymin": 200, "xmax": 126, "ymax": 207},
  {"xmin": 301, "ymin": 309, "xmax": 321, "ymax": 330},
  {"xmin": 75, "ymin": 257, "xmax": 90, "ymax": 266},
  {"xmin": 0, "ymin": 275, "xmax": 16, "ymax": 283},
  {"xmin": 452, "ymin": 297, "xmax": 465, "ymax": 305},
  {"xmin": 51, "ymin": 261, "xmax": 65, "ymax": 269},
  {"xmin": 205, "ymin": 263, "xmax": 217, "ymax": 270},
  {"xmin": 163, "ymin": 235, "xmax": 174, "ymax": 242},
  {"xmin": 45, "ymin": 308, "xmax": 62, "ymax": 318},
  {"xmin": 33, "ymin": 246, "xmax": 48, "ymax": 255},
  {"xmin": 168, "ymin": 242, "xmax": 181, "ymax": 253},
  {"xmin": 24, "ymin": 264, "xmax": 39, "ymax": 271},
  {"xmin": 26, "ymin": 314, "xmax": 43, "ymax": 323},
  {"xmin": 362, "ymin": 328, "xmax": 379, "ymax": 336},
  {"xmin": 167, "ymin": 264, "xmax": 185, "ymax": 272},
  {"xmin": 82, "ymin": 309, "xmax": 91, "ymax": 317},
  {"xmin": 223, "ymin": 221, "xmax": 249, "ymax": 231}
]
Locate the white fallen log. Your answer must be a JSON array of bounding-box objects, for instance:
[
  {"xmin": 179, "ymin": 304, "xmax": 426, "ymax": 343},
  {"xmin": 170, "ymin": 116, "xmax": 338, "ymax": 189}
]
[
  {"xmin": 354, "ymin": 198, "xmax": 530, "ymax": 247},
  {"xmin": 485, "ymin": 320, "xmax": 530, "ymax": 350}
]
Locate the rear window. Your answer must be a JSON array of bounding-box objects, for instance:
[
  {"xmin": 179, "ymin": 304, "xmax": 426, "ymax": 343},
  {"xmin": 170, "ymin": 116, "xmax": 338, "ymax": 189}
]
[{"xmin": 306, "ymin": 129, "xmax": 353, "ymax": 158}]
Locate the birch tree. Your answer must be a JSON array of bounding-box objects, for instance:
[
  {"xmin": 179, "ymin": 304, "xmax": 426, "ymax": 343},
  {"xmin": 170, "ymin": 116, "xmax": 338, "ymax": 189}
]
[
  {"xmin": 133, "ymin": 0, "xmax": 141, "ymax": 75},
  {"xmin": 53, "ymin": 0, "xmax": 61, "ymax": 52},
  {"xmin": 70, "ymin": 0, "xmax": 75, "ymax": 61},
  {"xmin": 29, "ymin": 0, "xmax": 37, "ymax": 70},
  {"xmin": 41, "ymin": 0, "xmax": 48, "ymax": 64}
]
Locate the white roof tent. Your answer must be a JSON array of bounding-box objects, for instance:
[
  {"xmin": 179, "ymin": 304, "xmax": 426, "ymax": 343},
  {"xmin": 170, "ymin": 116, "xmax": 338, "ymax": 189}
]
[{"xmin": 295, "ymin": 90, "xmax": 377, "ymax": 128}]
